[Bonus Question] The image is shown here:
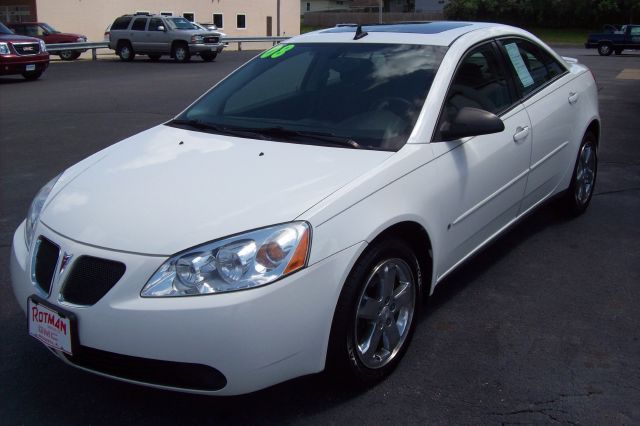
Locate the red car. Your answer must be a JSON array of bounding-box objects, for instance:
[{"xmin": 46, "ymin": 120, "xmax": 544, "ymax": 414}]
[
  {"xmin": 0, "ymin": 22, "xmax": 49, "ymax": 80},
  {"xmin": 7, "ymin": 22, "xmax": 87, "ymax": 60}
]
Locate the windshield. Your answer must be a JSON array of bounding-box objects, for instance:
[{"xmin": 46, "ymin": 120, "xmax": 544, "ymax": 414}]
[
  {"xmin": 40, "ymin": 23, "xmax": 59, "ymax": 33},
  {"xmin": 175, "ymin": 43, "xmax": 446, "ymax": 151},
  {"xmin": 168, "ymin": 17, "xmax": 196, "ymax": 30},
  {"xmin": 0, "ymin": 22, "xmax": 13, "ymax": 35}
]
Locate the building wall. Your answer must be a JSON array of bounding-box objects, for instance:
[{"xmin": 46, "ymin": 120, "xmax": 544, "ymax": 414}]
[
  {"xmin": 415, "ymin": 0, "xmax": 449, "ymax": 13},
  {"xmin": 300, "ymin": 1, "xmax": 351, "ymax": 14},
  {"xmin": 1, "ymin": 0, "xmax": 37, "ymax": 23},
  {"xmin": 35, "ymin": 0, "xmax": 300, "ymax": 44}
]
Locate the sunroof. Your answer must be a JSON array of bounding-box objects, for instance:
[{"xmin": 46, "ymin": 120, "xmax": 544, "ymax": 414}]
[{"xmin": 321, "ymin": 22, "xmax": 472, "ymax": 35}]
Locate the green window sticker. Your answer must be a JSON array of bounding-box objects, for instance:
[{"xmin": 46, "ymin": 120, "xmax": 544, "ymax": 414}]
[{"xmin": 260, "ymin": 44, "xmax": 295, "ymax": 59}]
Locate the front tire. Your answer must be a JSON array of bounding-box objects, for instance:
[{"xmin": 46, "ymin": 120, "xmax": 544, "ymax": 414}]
[
  {"xmin": 563, "ymin": 131, "xmax": 598, "ymax": 216},
  {"xmin": 200, "ymin": 52, "xmax": 217, "ymax": 62},
  {"xmin": 22, "ymin": 71, "xmax": 43, "ymax": 80},
  {"xmin": 598, "ymin": 43, "xmax": 613, "ymax": 56},
  {"xmin": 327, "ymin": 239, "xmax": 421, "ymax": 386},
  {"xmin": 172, "ymin": 43, "xmax": 191, "ymax": 63},
  {"xmin": 58, "ymin": 50, "xmax": 81, "ymax": 61}
]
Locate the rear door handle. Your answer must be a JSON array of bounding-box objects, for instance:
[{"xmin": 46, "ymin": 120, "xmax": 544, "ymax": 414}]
[
  {"xmin": 568, "ymin": 92, "xmax": 579, "ymax": 104},
  {"xmin": 513, "ymin": 126, "xmax": 530, "ymax": 142}
]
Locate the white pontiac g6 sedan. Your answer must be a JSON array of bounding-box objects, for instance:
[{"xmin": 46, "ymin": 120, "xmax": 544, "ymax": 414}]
[{"xmin": 11, "ymin": 22, "xmax": 599, "ymax": 395}]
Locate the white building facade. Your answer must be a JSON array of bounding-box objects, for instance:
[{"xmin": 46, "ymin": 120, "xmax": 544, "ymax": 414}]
[{"xmin": 34, "ymin": 0, "xmax": 300, "ymax": 43}]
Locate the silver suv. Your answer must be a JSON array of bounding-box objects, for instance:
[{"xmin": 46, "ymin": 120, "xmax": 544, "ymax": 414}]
[{"xmin": 108, "ymin": 13, "xmax": 224, "ymax": 62}]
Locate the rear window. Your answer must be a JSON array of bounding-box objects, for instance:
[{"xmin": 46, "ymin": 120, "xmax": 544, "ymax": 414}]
[
  {"xmin": 111, "ymin": 17, "xmax": 132, "ymax": 30},
  {"xmin": 131, "ymin": 18, "xmax": 148, "ymax": 31}
]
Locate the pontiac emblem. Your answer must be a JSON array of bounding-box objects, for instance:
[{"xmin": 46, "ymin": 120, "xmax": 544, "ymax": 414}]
[{"xmin": 60, "ymin": 252, "xmax": 73, "ymax": 273}]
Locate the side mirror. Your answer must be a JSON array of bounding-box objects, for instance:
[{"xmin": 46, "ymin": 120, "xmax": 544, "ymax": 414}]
[
  {"xmin": 438, "ymin": 107, "xmax": 505, "ymax": 141},
  {"xmin": 157, "ymin": 25, "xmax": 166, "ymax": 32},
  {"xmin": 42, "ymin": 31, "xmax": 50, "ymax": 36}
]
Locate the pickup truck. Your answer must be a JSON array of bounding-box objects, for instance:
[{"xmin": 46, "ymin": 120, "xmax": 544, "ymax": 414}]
[{"xmin": 585, "ymin": 24, "xmax": 640, "ymax": 56}]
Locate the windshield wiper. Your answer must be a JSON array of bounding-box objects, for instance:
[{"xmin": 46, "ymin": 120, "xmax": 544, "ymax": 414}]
[
  {"xmin": 168, "ymin": 119, "xmax": 267, "ymax": 139},
  {"xmin": 247, "ymin": 127, "xmax": 362, "ymax": 149}
]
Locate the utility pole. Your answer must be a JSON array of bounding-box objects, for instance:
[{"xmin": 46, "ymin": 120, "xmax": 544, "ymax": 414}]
[{"xmin": 277, "ymin": 0, "xmax": 281, "ymax": 36}]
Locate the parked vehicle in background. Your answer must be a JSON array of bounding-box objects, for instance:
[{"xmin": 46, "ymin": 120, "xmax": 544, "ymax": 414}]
[
  {"xmin": 192, "ymin": 22, "xmax": 227, "ymax": 46},
  {"xmin": 585, "ymin": 24, "xmax": 640, "ymax": 55},
  {"xmin": 108, "ymin": 13, "xmax": 224, "ymax": 62},
  {"xmin": 0, "ymin": 22, "xmax": 49, "ymax": 80},
  {"xmin": 7, "ymin": 22, "xmax": 87, "ymax": 61}
]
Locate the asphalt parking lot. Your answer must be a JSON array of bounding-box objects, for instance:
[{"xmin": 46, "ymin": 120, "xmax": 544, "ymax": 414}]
[{"xmin": 1, "ymin": 47, "xmax": 639, "ymax": 424}]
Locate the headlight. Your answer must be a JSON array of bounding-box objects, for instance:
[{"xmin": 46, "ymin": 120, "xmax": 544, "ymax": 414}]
[
  {"xmin": 142, "ymin": 222, "xmax": 311, "ymax": 297},
  {"xmin": 39, "ymin": 39, "xmax": 47, "ymax": 52},
  {"xmin": 25, "ymin": 174, "xmax": 61, "ymax": 250},
  {"xmin": 191, "ymin": 35, "xmax": 204, "ymax": 43},
  {"xmin": 76, "ymin": 37, "xmax": 86, "ymax": 42},
  {"xmin": 0, "ymin": 42, "xmax": 9, "ymax": 55}
]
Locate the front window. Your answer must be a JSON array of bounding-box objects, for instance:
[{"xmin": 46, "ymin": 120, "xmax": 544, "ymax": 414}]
[
  {"xmin": 174, "ymin": 43, "xmax": 447, "ymax": 151},
  {"xmin": 40, "ymin": 23, "xmax": 59, "ymax": 34},
  {"xmin": 167, "ymin": 17, "xmax": 195, "ymax": 30},
  {"xmin": 0, "ymin": 22, "xmax": 14, "ymax": 35}
]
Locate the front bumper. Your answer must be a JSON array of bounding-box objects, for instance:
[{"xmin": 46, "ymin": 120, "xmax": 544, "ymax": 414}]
[
  {"xmin": 189, "ymin": 43, "xmax": 225, "ymax": 54},
  {"xmin": 11, "ymin": 220, "xmax": 362, "ymax": 395},
  {"xmin": 0, "ymin": 54, "xmax": 49, "ymax": 76}
]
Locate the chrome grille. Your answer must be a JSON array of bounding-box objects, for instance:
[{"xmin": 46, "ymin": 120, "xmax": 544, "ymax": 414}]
[{"xmin": 13, "ymin": 42, "xmax": 41, "ymax": 56}]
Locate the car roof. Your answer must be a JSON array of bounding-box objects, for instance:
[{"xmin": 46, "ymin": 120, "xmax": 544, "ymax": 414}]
[{"xmin": 289, "ymin": 21, "xmax": 526, "ymax": 47}]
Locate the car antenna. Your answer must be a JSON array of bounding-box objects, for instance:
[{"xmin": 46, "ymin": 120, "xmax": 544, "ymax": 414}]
[{"xmin": 354, "ymin": 24, "xmax": 368, "ymax": 40}]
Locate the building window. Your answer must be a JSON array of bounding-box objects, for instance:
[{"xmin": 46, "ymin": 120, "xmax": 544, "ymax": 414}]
[
  {"xmin": 182, "ymin": 12, "xmax": 195, "ymax": 22},
  {"xmin": 160, "ymin": 12, "xmax": 173, "ymax": 17},
  {"xmin": 213, "ymin": 13, "xmax": 223, "ymax": 28},
  {"xmin": 237, "ymin": 14, "xmax": 246, "ymax": 29},
  {"xmin": 306, "ymin": 2, "xmax": 310, "ymax": 11}
]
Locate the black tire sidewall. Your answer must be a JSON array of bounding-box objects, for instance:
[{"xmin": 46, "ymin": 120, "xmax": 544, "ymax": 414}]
[
  {"xmin": 118, "ymin": 42, "xmax": 134, "ymax": 61},
  {"xmin": 173, "ymin": 44, "xmax": 190, "ymax": 63},
  {"xmin": 566, "ymin": 131, "xmax": 598, "ymax": 215},
  {"xmin": 327, "ymin": 238, "xmax": 422, "ymax": 385},
  {"xmin": 598, "ymin": 43, "xmax": 613, "ymax": 56}
]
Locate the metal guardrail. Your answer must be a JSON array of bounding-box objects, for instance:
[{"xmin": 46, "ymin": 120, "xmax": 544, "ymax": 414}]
[
  {"xmin": 46, "ymin": 37, "xmax": 290, "ymax": 59},
  {"xmin": 47, "ymin": 42, "xmax": 109, "ymax": 60}
]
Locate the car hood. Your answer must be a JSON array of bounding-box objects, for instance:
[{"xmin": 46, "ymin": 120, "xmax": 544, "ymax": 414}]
[
  {"xmin": 0, "ymin": 34, "xmax": 40, "ymax": 43},
  {"xmin": 41, "ymin": 125, "xmax": 392, "ymax": 255}
]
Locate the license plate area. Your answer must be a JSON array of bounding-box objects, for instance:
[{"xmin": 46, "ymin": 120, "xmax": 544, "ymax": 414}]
[
  {"xmin": 28, "ymin": 295, "xmax": 78, "ymax": 355},
  {"xmin": 26, "ymin": 64, "xmax": 36, "ymax": 71}
]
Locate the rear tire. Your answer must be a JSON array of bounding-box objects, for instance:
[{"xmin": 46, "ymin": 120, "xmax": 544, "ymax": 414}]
[
  {"xmin": 563, "ymin": 131, "xmax": 598, "ymax": 216},
  {"xmin": 117, "ymin": 41, "xmax": 135, "ymax": 62},
  {"xmin": 22, "ymin": 71, "xmax": 43, "ymax": 80},
  {"xmin": 172, "ymin": 43, "xmax": 191, "ymax": 63},
  {"xmin": 597, "ymin": 43, "xmax": 613, "ymax": 56},
  {"xmin": 326, "ymin": 239, "xmax": 422, "ymax": 387},
  {"xmin": 201, "ymin": 52, "xmax": 217, "ymax": 62}
]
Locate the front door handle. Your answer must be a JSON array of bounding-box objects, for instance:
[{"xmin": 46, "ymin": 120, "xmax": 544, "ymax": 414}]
[
  {"xmin": 568, "ymin": 92, "xmax": 579, "ymax": 104},
  {"xmin": 513, "ymin": 126, "xmax": 530, "ymax": 142}
]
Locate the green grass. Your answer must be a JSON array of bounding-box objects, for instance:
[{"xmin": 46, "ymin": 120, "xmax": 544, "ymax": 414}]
[{"xmin": 526, "ymin": 28, "xmax": 590, "ymax": 44}]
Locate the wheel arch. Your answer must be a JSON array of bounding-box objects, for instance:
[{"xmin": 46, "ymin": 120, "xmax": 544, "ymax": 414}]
[
  {"xmin": 586, "ymin": 119, "xmax": 601, "ymax": 148},
  {"xmin": 365, "ymin": 221, "xmax": 434, "ymax": 297}
]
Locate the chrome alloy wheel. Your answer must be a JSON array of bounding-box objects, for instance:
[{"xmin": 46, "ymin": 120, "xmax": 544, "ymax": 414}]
[
  {"xmin": 175, "ymin": 46, "xmax": 188, "ymax": 61},
  {"xmin": 575, "ymin": 142, "xmax": 596, "ymax": 205},
  {"xmin": 355, "ymin": 258, "xmax": 416, "ymax": 369}
]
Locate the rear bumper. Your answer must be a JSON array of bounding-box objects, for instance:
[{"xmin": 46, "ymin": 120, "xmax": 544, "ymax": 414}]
[{"xmin": 0, "ymin": 54, "xmax": 49, "ymax": 75}]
